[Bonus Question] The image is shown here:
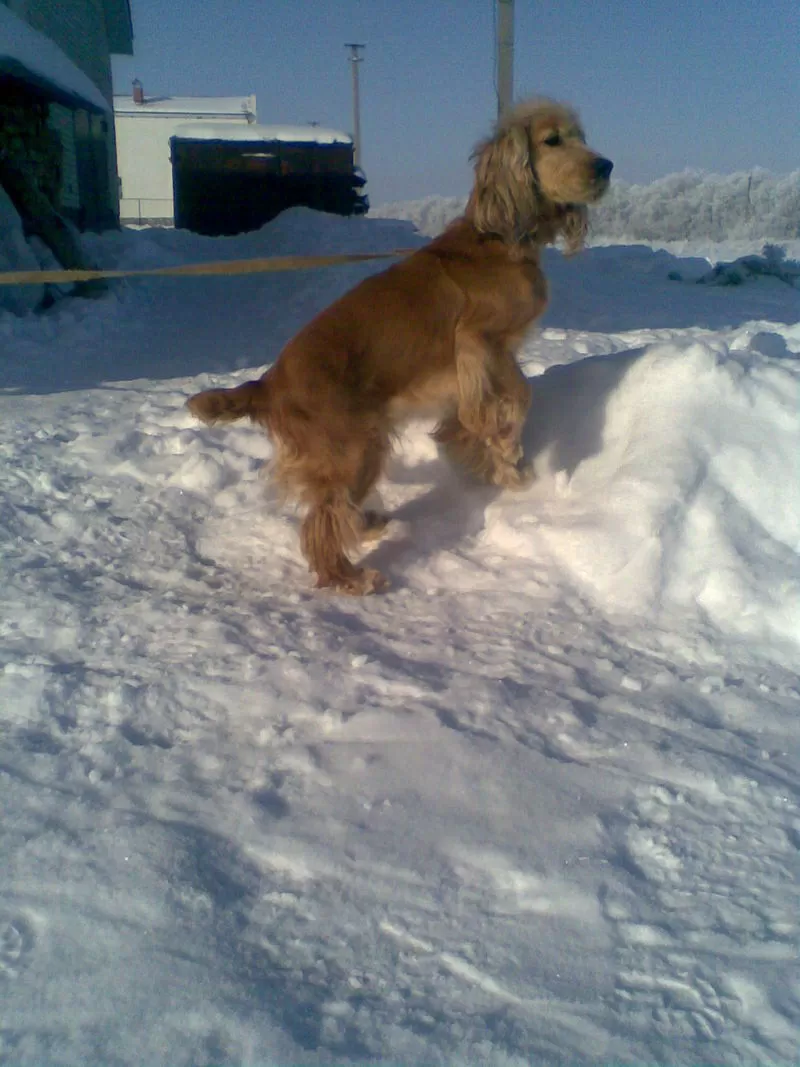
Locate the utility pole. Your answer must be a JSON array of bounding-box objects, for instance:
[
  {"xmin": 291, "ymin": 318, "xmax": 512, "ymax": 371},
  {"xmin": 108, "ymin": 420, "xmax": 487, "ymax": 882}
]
[
  {"xmin": 345, "ymin": 43, "xmax": 365, "ymax": 167},
  {"xmin": 496, "ymin": 0, "xmax": 514, "ymax": 120}
]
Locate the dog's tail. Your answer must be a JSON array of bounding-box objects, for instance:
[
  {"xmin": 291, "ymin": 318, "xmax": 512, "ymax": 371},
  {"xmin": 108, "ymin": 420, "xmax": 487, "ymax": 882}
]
[{"xmin": 187, "ymin": 378, "xmax": 269, "ymax": 426}]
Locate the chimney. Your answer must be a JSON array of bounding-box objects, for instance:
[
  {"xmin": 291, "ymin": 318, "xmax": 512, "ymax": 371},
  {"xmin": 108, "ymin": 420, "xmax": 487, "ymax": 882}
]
[{"xmin": 132, "ymin": 79, "xmax": 144, "ymax": 105}]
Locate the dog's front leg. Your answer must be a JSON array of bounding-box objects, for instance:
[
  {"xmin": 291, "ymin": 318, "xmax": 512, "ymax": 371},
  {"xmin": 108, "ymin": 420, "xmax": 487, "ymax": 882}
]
[
  {"xmin": 453, "ymin": 333, "xmax": 494, "ymax": 438},
  {"xmin": 485, "ymin": 354, "xmax": 533, "ymax": 483},
  {"xmin": 438, "ymin": 337, "xmax": 532, "ymax": 489}
]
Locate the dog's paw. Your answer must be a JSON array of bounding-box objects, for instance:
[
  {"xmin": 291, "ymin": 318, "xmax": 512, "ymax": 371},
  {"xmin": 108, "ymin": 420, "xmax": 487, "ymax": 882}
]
[
  {"xmin": 486, "ymin": 429, "xmax": 524, "ymax": 466},
  {"xmin": 357, "ymin": 568, "xmax": 390, "ymax": 595},
  {"xmin": 494, "ymin": 460, "xmax": 534, "ymax": 491},
  {"xmin": 318, "ymin": 567, "xmax": 390, "ymax": 596}
]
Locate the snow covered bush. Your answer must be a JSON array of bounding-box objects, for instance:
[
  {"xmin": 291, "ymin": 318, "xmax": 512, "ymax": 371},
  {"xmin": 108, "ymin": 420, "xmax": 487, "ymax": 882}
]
[
  {"xmin": 695, "ymin": 243, "xmax": 800, "ymax": 287},
  {"xmin": 374, "ymin": 170, "xmax": 800, "ymax": 242},
  {"xmin": 593, "ymin": 169, "xmax": 800, "ymax": 242}
]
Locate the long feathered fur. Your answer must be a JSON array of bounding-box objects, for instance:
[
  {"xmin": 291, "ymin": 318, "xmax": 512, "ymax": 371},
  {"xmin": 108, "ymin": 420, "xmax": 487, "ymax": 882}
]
[{"xmin": 467, "ymin": 100, "xmax": 591, "ymax": 253}]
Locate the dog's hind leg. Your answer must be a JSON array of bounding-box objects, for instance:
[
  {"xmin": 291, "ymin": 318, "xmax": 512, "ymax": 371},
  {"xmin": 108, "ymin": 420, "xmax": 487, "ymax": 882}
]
[
  {"xmin": 352, "ymin": 430, "xmax": 391, "ymax": 543},
  {"xmin": 295, "ymin": 430, "xmax": 390, "ymax": 594},
  {"xmin": 300, "ymin": 490, "xmax": 388, "ymax": 594}
]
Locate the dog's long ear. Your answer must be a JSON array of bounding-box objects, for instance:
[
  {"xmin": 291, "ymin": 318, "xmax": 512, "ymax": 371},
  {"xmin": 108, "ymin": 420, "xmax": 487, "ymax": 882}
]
[
  {"xmin": 557, "ymin": 204, "xmax": 588, "ymax": 255},
  {"xmin": 467, "ymin": 125, "xmax": 539, "ymax": 241}
]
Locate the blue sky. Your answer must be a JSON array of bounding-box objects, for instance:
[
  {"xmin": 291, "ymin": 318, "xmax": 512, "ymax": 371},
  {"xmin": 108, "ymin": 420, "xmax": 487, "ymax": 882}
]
[{"xmin": 112, "ymin": 0, "xmax": 800, "ymax": 205}]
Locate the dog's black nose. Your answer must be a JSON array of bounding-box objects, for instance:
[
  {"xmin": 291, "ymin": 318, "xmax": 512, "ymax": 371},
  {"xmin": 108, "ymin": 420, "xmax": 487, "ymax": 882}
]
[{"xmin": 595, "ymin": 157, "xmax": 614, "ymax": 180}]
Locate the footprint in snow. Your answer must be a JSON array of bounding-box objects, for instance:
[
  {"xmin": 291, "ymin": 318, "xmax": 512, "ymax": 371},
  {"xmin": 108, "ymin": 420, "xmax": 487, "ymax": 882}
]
[
  {"xmin": 0, "ymin": 914, "xmax": 36, "ymax": 980},
  {"xmin": 602, "ymin": 780, "xmax": 800, "ymax": 1056}
]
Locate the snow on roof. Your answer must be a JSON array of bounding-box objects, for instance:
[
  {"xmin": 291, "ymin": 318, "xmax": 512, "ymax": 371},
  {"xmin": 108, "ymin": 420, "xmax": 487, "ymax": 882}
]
[
  {"xmin": 0, "ymin": 5, "xmax": 109, "ymax": 113},
  {"xmin": 113, "ymin": 94, "xmax": 256, "ymax": 118},
  {"xmin": 171, "ymin": 122, "xmax": 353, "ymax": 145}
]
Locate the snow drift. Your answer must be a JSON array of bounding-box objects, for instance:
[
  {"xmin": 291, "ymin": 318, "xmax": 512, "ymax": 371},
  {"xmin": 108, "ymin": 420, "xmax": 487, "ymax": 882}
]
[{"xmin": 516, "ymin": 337, "xmax": 800, "ymax": 646}]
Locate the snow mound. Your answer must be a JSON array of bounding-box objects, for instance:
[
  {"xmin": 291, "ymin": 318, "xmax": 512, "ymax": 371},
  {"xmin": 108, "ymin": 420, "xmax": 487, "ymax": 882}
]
[
  {"xmin": 372, "ymin": 194, "xmax": 466, "ymax": 237},
  {"xmin": 0, "ymin": 186, "xmax": 44, "ymax": 315},
  {"xmin": 82, "ymin": 204, "xmax": 424, "ymax": 271},
  {"xmin": 498, "ymin": 338, "xmax": 800, "ymax": 648},
  {"xmin": 177, "ymin": 330, "xmax": 800, "ymax": 656}
]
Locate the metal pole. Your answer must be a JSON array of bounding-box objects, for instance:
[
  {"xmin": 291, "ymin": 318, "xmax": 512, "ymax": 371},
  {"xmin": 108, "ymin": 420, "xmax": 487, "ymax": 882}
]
[
  {"xmin": 496, "ymin": 0, "xmax": 514, "ymax": 120},
  {"xmin": 345, "ymin": 43, "xmax": 365, "ymax": 167}
]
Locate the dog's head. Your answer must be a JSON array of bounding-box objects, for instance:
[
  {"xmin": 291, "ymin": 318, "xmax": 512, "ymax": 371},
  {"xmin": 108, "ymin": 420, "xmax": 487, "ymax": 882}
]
[{"xmin": 467, "ymin": 99, "xmax": 612, "ymax": 252}]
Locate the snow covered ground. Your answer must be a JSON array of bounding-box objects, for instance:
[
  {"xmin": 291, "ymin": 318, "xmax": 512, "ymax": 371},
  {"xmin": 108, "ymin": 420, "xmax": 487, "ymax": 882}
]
[{"xmin": 1, "ymin": 207, "xmax": 799, "ymax": 1066}]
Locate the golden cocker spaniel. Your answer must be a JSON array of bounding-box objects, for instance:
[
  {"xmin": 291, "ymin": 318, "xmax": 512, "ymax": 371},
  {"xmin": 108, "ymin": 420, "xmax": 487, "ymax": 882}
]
[{"xmin": 188, "ymin": 99, "xmax": 612, "ymax": 594}]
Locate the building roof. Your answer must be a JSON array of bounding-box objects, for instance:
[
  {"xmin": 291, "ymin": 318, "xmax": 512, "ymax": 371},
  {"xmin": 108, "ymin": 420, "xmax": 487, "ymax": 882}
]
[
  {"xmin": 103, "ymin": 0, "xmax": 134, "ymax": 56},
  {"xmin": 171, "ymin": 122, "xmax": 353, "ymax": 145},
  {"xmin": 0, "ymin": 5, "xmax": 109, "ymax": 113},
  {"xmin": 113, "ymin": 94, "xmax": 257, "ymax": 119}
]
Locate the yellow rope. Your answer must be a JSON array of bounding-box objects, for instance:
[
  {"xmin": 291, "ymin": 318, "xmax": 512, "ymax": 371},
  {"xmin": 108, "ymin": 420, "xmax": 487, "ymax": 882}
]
[{"xmin": 0, "ymin": 248, "xmax": 417, "ymax": 287}]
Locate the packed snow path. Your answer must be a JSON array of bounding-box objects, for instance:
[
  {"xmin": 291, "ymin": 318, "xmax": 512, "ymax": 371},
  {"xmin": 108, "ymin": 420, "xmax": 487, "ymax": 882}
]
[{"xmin": 1, "ymin": 210, "xmax": 799, "ymax": 1065}]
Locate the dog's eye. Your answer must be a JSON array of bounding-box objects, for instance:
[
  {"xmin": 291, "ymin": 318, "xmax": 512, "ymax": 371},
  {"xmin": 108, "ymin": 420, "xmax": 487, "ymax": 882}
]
[{"xmin": 542, "ymin": 133, "xmax": 562, "ymax": 147}]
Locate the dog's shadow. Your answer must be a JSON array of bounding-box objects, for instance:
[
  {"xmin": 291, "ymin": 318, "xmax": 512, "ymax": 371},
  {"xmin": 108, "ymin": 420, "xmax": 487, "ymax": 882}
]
[
  {"xmin": 363, "ymin": 466, "xmax": 500, "ymax": 589},
  {"xmin": 363, "ymin": 347, "xmax": 645, "ymax": 587},
  {"xmin": 521, "ymin": 346, "xmax": 644, "ymax": 477}
]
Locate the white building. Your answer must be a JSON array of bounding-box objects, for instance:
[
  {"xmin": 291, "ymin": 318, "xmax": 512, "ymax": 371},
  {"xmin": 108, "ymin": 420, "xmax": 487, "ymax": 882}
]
[{"xmin": 113, "ymin": 84, "xmax": 256, "ymax": 225}]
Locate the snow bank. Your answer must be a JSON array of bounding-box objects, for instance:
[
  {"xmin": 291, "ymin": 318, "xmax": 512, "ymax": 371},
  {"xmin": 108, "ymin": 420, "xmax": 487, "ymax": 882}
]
[
  {"xmin": 0, "ymin": 186, "xmax": 43, "ymax": 314},
  {"xmin": 372, "ymin": 194, "xmax": 466, "ymax": 237},
  {"xmin": 507, "ymin": 336, "xmax": 800, "ymax": 648}
]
